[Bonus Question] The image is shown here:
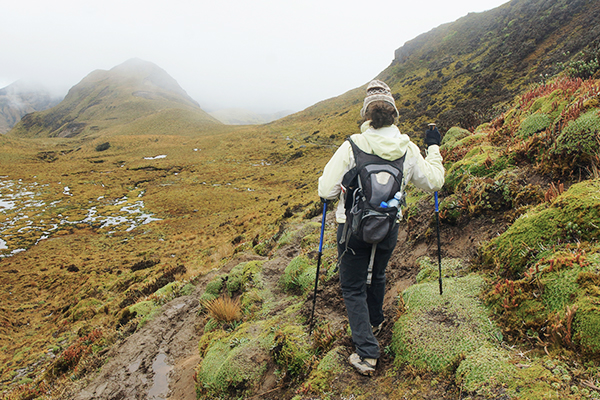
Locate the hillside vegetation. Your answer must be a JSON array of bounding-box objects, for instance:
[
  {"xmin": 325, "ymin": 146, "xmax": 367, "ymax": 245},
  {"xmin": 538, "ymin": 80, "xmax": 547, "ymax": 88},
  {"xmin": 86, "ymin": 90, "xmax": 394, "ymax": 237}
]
[{"xmin": 1, "ymin": 0, "xmax": 600, "ymax": 399}]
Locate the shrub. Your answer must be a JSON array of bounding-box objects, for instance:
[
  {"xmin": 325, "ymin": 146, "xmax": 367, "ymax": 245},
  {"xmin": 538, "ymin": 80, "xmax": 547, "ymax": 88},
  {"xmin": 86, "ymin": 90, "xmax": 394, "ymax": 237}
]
[
  {"xmin": 49, "ymin": 329, "xmax": 103, "ymax": 377},
  {"xmin": 564, "ymin": 50, "xmax": 600, "ymax": 79}
]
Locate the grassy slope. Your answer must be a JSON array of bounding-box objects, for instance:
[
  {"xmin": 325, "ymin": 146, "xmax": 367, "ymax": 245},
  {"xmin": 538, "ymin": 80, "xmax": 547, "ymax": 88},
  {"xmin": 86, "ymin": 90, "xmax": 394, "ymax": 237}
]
[{"xmin": 272, "ymin": 0, "xmax": 600, "ymax": 143}]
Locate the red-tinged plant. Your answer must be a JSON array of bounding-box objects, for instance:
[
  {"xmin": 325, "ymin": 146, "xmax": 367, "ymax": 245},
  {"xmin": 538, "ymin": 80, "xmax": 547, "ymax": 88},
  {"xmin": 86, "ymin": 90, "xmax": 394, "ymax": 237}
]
[{"xmin": 50, "ymin": 329, "xmax": 103, "ymax": 376}]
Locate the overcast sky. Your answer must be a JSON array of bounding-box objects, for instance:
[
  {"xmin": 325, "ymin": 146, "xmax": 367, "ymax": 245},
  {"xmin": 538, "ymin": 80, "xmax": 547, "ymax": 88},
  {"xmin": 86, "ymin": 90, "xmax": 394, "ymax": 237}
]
[{"xmin": 1, "ymin": 0, "xmax": 509, "ymax": 114}]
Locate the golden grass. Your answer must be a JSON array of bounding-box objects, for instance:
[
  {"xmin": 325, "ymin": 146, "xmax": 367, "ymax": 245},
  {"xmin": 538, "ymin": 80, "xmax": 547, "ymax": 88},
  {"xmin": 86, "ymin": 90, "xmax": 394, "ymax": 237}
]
[{"xmin": 203, "ymin": 296, "xmax": 242, "ymax": 323}]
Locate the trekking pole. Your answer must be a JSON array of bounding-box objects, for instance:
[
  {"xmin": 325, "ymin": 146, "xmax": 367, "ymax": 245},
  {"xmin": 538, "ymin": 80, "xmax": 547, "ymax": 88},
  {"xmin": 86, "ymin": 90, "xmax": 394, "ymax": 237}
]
[
  {"xmin": 435, "ymin": 191, "xmax": 443, "ymax": 295},
  {"xmin": 309, "ymin": 200, "xmax": 327, "ymax": 334}
]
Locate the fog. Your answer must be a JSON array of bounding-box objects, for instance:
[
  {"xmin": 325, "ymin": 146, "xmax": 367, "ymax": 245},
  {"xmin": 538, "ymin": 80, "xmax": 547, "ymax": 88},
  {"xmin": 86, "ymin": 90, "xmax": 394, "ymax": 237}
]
[{"xmin": 1, "ymin": 0, "xmax": 509, "ymax": 114}]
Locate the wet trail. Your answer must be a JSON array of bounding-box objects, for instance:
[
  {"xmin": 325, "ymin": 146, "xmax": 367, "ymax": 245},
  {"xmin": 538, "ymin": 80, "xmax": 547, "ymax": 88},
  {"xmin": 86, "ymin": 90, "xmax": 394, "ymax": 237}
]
[{"xmin": 70, "ymin": 201, "xmax": 492, "ymax": 399}]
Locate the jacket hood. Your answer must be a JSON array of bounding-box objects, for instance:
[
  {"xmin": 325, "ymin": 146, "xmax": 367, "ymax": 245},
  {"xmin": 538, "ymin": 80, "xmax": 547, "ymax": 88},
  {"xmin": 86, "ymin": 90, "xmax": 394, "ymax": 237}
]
[{"xmin": 353, "ymin": 121, "xmax": 410, "ymax": 160}]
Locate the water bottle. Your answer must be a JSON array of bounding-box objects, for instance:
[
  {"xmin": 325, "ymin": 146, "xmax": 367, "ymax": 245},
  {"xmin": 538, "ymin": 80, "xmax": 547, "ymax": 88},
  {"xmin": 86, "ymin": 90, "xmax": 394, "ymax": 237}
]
[{"xmin": 386, "ymin": 192, "xmax": 402, "ymax": 208}]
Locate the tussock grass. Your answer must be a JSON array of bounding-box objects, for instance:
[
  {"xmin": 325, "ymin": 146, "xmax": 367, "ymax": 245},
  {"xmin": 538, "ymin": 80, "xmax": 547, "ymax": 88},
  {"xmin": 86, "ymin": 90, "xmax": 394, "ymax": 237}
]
[{"xmin": 203, "ymin": 296, "xmax": 242, "ymax": 323}]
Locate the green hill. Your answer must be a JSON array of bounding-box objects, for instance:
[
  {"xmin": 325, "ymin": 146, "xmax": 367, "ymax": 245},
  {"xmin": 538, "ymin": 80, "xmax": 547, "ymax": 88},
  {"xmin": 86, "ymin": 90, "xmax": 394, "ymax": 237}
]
[
  {"xmin": 7, "ymin": 58, "xmax": 222, "ymax": 139},
  {"xmin": 272, "ymin": 0, "xmax": 600, "ymax": 141}
]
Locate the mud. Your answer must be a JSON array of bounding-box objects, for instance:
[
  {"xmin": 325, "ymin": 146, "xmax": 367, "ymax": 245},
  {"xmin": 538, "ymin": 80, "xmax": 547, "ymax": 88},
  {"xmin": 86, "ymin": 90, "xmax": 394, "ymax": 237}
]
[{"xmin": 69, "ymin": 199, "xmax": 493, "ymax": 400}]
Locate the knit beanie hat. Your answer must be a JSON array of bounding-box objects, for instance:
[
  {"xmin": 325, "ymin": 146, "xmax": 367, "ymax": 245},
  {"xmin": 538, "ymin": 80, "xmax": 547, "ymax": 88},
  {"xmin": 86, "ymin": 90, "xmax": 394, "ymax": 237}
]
[{"xmin": 360, "ymin": 80, "xmax": 399, "ymax": 118}]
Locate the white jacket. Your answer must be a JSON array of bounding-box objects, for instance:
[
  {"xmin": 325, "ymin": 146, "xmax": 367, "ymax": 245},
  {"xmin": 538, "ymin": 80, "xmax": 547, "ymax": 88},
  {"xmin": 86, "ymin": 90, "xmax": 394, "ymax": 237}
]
[{"xmin": 318, "ymin": 122, "xmax": 445, "ymax": 223}]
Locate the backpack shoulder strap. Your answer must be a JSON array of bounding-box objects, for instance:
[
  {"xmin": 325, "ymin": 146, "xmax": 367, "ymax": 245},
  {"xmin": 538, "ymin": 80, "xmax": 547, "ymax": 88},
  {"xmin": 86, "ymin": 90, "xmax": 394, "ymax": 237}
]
[{"xmin": 341, "ymin": 138, "xmax": 362, "ymax": 189}]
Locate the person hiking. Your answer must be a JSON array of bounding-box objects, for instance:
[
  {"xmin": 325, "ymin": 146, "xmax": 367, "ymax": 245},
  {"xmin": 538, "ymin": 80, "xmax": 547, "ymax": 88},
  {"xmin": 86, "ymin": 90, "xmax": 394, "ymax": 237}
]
[{"xmin": 317, "ymin": 79, "xmax": 445, "ymax": 376}]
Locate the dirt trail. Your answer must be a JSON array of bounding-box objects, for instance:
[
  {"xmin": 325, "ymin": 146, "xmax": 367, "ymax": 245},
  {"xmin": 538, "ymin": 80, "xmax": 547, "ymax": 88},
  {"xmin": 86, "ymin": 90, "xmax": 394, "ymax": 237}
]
[
  {"xmin": 71, "ymin": 202, "xmax": 490, "ymax": 400},
  {"xmin": 69, "ymin": 254, "xmax": 264, "ymax": 400}
]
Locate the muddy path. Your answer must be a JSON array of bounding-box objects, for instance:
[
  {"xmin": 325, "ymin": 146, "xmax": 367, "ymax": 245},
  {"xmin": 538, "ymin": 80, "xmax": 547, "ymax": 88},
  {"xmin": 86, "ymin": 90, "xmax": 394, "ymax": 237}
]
[
  {"xmin": 68, "ymin": 254, "xmax": 265, "ymax": 400},
  {"xmin": 69, "ymin": 201, "xmax": 496, "ymax": 400}
]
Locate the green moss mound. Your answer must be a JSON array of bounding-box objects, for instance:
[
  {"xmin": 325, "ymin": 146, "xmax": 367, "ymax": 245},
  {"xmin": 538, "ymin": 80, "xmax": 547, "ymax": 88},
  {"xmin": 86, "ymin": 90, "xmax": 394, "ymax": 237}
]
[
  {"xmin": 304, "ymin": 346, "xmax": 348, "ymax": 393},
  {"xmin": 196, "ymin": 322, "xmax": 270, "ymax": 397},
  {"xmin": 199, "ymin": 274, "xmax": 226, "ymax": 304},
  {"xmin": 272, "ymin": 324, "xmax": 313, "ymax": 376},
  {"xmin": 485, "ymin": 249, "xmax": 600, "ymax": 354},
  {"xmin": 517, "ymin": 113, "xmax": 552, "ymax": 138},
  {"xmin": 281, "ymin": 256, "xmax": 316, "ymax": 294},
  {"xmin": 574, "ymin": 296, "xmax": 600, "ymax": 353},
  {"xmin": 415, "ymin": 257, "xmax": 466, "ymax": 284},
  {"xmin": 455, "ymin": 344, "xmax": 518, "ymax": 395},
  {"xmin": 392, "ymin": 273, "xmax": 502, "ymax": 373},
  {"xmin": 441, "ymin": 127, "xmax": 471, "ymax": 151},
  {"xmin": 225, "ymin": 260, "xmax": 264, "ymax": 296},
  {"xmin": 481, "ymin": 179, "xmax": 600, "ymax": 276},
  {"xmin": 554, "ymin": 110, "xmax": 600, "ymax": 162}
]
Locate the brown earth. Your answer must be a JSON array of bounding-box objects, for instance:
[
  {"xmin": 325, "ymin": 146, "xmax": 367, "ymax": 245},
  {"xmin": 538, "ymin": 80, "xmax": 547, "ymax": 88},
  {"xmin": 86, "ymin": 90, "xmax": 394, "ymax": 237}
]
[{"xmin": 66, "ymin": 196, "xmax": 502, "ymax": 400}]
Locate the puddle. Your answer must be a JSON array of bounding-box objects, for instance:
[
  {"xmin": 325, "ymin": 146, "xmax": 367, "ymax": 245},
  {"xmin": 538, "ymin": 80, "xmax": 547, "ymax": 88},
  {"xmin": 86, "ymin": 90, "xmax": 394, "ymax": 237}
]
[{"xmin": 148, "ymin": 353, "xmax": 172, "ymax": 400}]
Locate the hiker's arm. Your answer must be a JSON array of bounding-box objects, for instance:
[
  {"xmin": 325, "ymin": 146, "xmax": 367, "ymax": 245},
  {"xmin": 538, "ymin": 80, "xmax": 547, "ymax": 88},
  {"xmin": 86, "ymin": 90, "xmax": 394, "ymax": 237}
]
[
  {"xmin": 404, "ymin": 142, "xmax": 445, "ymax": 192},
  {"xmin": 318, "ymin": 141, "xmax": 353, "ymax": 200}
]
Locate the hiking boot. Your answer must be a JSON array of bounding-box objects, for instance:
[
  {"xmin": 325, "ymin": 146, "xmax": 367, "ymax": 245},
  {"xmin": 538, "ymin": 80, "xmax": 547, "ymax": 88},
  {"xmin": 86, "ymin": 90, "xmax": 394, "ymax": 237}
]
[
  {"xmin": 349, "ymin": 353, "xmax": 377, "ymax": 376},
  {"xmin": 372, "ymin": 320, "xmax": 385, "ymax": 336}
]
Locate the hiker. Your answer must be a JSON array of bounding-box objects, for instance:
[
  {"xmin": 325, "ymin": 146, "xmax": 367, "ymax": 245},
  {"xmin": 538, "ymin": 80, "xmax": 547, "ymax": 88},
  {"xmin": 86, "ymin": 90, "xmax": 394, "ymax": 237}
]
[{"xmin": 317, "ymin": 80, "xmax": 445, "ymax": 376}]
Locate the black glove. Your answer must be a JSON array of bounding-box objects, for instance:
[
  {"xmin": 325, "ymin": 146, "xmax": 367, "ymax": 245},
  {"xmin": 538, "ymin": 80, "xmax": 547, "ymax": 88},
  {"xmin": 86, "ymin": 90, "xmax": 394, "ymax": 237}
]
[{"xmin": 424, "ymin": 126, "xmax": 442, "ymax": 147}]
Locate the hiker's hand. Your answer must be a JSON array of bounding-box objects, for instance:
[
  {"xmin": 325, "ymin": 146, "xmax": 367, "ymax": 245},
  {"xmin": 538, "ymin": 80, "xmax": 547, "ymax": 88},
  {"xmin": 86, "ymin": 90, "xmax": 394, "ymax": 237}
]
[
  {"xmin": 320, "ymin": 197, "xmax": 330, "ymax": 205},
  {"xmin": 424, "ymin": 126, "xmax": 442, "ymax": 147}
]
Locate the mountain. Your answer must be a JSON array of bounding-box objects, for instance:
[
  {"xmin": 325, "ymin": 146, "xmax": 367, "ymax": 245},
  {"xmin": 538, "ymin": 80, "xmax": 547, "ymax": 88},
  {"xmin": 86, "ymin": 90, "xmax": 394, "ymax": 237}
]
[
  {"xmin": 273, "ymin": 0, "xmax": 600, "ymax": 139},
  {"xmin": 384, "ymin": 0, "xmax": 600, "ymax": 132},
  {"xmin": 8, "ymin": 58, "xmax": 221, "ymax": 138},
  {"xmin": 0, "ymin": 80, "xmax": 62, "ymax": 134},
  {"xmin": 209, "ymin": 108, "xmax": 294, "ymax": 125}
]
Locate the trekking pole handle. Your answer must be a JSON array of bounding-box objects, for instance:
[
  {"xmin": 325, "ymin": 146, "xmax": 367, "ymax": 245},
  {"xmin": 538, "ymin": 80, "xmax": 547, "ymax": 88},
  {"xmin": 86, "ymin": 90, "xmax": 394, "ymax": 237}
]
[{"xmin": 434, "ymin": 191, "xmax": 439, "ymax": 212}]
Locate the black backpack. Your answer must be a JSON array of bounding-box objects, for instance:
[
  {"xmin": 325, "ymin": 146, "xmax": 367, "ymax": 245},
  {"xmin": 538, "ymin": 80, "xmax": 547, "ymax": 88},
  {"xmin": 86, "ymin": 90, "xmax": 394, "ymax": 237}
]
[{"xmin": 341, "ymin": 138, "xmax": 406, "ymax": 244}]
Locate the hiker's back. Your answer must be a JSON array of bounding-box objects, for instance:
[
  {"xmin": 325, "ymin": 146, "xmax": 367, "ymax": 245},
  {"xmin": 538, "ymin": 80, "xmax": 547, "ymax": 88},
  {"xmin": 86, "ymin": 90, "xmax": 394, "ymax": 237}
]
[{"xmin": 341, "ymin": 137, "xmax": 405, "ymax": 244}]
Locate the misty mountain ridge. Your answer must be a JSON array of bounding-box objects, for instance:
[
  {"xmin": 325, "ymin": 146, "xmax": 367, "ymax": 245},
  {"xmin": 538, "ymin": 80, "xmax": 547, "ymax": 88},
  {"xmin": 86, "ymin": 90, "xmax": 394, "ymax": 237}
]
[
  {"xmin": 0, "ymin": 80, "xmax": 62, "ymax": 134},
  {"xmin": 208, "ymin": 108, "xmax": 294, "ymax": 125},
  {"xmin": 8, "ymin": 58, "xmax": 221, "ymax": 139}
]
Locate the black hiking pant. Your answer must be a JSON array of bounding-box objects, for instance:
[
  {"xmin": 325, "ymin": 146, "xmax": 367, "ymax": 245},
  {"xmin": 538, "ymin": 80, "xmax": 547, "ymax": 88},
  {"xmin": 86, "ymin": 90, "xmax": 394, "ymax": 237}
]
[{"xmin": 337, "ymin": 222, "xmax": 399, "ymax": 359}]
